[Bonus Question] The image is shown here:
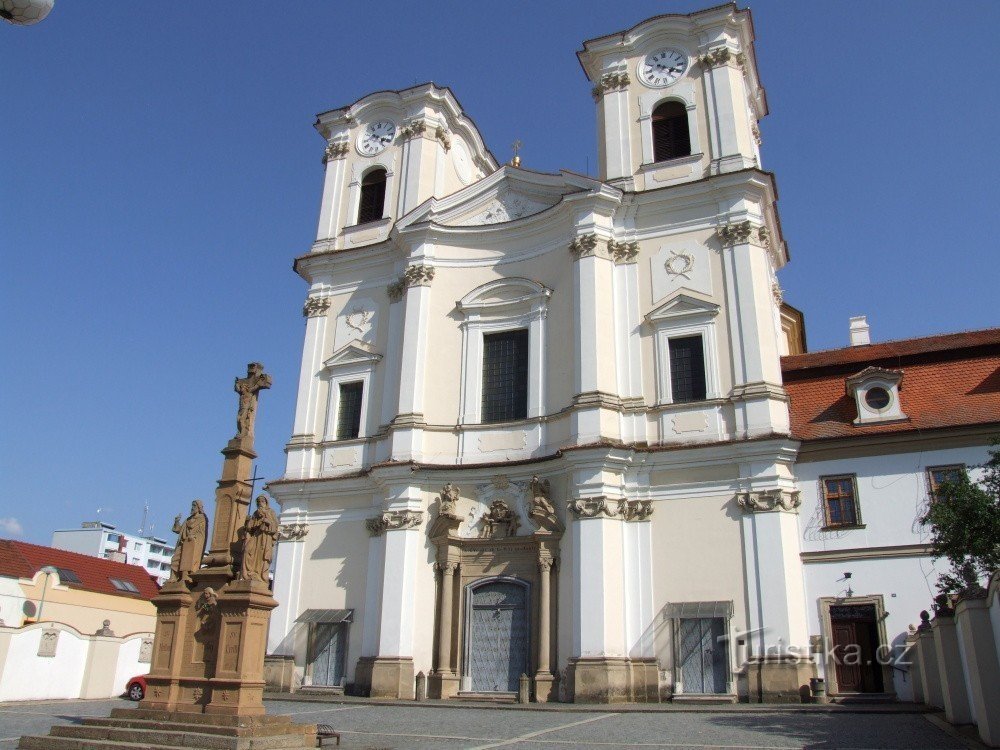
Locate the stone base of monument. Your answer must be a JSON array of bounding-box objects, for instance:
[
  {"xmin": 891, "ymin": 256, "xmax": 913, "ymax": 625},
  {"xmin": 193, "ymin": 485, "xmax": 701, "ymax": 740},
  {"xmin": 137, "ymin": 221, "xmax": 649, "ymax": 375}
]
[{"xmin": 18, "ymin": 707, "xmax": 318, "ymax": 749}]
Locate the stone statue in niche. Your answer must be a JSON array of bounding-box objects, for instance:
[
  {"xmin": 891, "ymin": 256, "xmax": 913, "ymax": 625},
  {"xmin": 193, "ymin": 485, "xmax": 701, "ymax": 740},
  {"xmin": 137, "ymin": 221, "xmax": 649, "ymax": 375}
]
[
  {"xmin": 479, "ymin": 499, "xmax": 520, "ymax": 539},
  {"xmin": 529, "ymin": 475, "xmax": 563, "ymax": 532},
  {"xmin": 238, "ymin": 495, "xmax": 279, "ymax": 584},
  {"xmin": 439, "ymin": 482, "xmax": 460, "ymax": 518},
  {"xmin": 169, "ymin": 500, "xmax": 208, "ymax": 585}
]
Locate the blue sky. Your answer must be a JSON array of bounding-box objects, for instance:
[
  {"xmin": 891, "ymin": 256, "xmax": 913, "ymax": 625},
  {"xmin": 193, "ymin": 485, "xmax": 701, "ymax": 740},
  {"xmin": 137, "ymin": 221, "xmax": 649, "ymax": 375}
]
[{"xmin": 2, "ymin": 1, "xmax": 998, "ymax": 546}]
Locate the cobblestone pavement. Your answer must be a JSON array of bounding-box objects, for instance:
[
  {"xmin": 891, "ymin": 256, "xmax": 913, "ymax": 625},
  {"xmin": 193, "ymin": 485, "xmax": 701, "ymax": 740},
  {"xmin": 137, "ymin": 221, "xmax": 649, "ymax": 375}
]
[{"xmin": 0, "ymin": 697, "xmax": 967, "ymax": 750}]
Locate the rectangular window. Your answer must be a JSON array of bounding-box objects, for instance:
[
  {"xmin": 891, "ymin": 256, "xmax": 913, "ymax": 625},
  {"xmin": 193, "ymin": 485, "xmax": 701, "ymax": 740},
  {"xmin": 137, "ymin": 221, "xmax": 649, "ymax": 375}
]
[
  {"xmin": 481, "ymin": 329, "xmax": 529, "ymax": 423},
  {"xmin": 821, "ymin": 475, "xmax": 861, "ymax": 527},
  {"xmin": 335, "ymin": 381, "xmax": 364, "ymax": 440},
  {"xmin": 668, "ymin": 335, "xmax": 707, "ymax": 402},
  {"xmin": 927, "ymin": 464, "xmax": 965, "ymax": 502}
]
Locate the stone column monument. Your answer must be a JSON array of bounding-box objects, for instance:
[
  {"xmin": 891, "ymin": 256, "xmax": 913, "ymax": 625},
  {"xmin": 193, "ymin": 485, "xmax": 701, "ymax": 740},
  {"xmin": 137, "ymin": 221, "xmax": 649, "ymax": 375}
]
[{"xmin": 19, "ymin": 363, "xmax": 318, "ymax": 748}]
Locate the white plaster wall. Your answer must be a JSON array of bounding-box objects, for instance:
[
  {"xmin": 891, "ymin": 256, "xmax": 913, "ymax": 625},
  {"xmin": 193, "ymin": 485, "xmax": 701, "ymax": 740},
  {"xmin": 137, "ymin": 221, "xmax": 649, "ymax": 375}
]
[
  {"xmin": 0, "ymin": 626, "xmax": 87, "ymax": 701},
  {"xmin": 797, "ymin": 445, "xmax": 992, "ymax": 553},
  {"xmin": 0, "ymin": 577, "xmax": 25, "ymax": 626},
  {"xmin": 113, "ymin": 633, "xmax": 152, "ymax": 695}
]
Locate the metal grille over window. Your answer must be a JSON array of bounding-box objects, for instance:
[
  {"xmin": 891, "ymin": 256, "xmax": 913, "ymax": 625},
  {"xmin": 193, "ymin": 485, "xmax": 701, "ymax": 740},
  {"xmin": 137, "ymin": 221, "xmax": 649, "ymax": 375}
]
[
  {"xmin": 357, "ymin": 168, "xmax": 386, "ymax": 224},
  {"xmin": 336, "ymin": 381, "xmax": 364, "ymax": 440},
  {"xmin": 669, "ymin": 335, "xmax": 707, "ymax": 402},
  {"xmin": 481, "ymin": 329, "xmax": 529, "ymax": 423},
  {"xmin": 652, "ymin": 101, "xmax": 691, "ymax": 162},
  {"xmin": 823, "ymin": 476, "xmax": 859, "ymax": 526}
]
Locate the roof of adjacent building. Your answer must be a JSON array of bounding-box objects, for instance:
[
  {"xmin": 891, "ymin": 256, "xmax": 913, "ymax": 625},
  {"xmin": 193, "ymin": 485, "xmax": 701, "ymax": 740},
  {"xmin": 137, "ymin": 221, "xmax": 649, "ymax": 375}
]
[
  {"xmin": 0, "ymin": 539, "xmax": 160, "ymax": 599},
  {"xmin": 781, "ymin": 328, "xmax": 1000, "ymax": 442}
]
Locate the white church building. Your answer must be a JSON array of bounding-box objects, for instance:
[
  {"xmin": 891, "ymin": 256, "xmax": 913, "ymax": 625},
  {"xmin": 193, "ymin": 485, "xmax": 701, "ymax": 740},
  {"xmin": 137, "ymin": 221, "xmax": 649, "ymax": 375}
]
[{"xmin": 264, "ymin": 3, "xmax": 1000, "ymax": 703}]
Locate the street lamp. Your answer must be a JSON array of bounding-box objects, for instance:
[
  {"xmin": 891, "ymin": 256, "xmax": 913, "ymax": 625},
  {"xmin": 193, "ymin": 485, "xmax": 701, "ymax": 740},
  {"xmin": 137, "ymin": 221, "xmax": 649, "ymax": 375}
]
[{"xmin": 36, "ymin": 565, "xmax": 57, "ymax": 622}]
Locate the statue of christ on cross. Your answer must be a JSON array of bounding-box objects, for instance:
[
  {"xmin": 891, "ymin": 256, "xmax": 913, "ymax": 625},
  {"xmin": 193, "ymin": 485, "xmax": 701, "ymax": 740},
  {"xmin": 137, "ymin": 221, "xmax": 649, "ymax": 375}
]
[{"xmin": 234, "ymin": 362, "xmax": 272, "ymax": 441}]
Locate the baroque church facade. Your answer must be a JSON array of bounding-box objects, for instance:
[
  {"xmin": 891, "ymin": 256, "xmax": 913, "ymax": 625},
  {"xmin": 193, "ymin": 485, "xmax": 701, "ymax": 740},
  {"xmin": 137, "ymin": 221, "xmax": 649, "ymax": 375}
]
[{"xmin": 267, "ymin": 4, "xmax": 818, "ymax": 703}]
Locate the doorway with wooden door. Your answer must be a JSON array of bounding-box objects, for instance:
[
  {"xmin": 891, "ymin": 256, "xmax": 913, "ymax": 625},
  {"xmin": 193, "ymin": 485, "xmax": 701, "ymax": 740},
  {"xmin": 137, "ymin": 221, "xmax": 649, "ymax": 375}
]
[{"xmin": 828, "ymin": 603, "xmax": 884, "ymax": 694}]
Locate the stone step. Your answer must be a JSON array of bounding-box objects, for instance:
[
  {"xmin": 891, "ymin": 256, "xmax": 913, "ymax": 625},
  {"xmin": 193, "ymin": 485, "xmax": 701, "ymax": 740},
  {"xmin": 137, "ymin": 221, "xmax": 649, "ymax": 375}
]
[
  {"xmin": 456, "ymin": 691, "xmax": 518, "ymax": 703},
  {"xmin": 19, "ymin": 737, "xmax": 190, "ymax": 750},
  {"xmin": 82, "ymin": 717, "xmax": 308, "ymax": 739},
  {"xmin": 50, "ymin": 724, "xmax": 312, "ymax": 750}
]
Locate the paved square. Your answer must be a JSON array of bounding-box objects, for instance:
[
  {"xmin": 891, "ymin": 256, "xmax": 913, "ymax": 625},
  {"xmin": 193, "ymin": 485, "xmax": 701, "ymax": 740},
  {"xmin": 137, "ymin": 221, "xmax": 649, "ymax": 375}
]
[{"xmin": 0, "ymin": 698, "xmax": 964, "ymax": 750}]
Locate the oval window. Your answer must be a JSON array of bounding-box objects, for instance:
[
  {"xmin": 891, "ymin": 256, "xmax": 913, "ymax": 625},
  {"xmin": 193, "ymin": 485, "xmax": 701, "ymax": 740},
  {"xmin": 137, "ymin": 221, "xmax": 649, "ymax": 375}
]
[{"xmin": 864, "ymin": 386, "xmax": 891, "ymax": 411}]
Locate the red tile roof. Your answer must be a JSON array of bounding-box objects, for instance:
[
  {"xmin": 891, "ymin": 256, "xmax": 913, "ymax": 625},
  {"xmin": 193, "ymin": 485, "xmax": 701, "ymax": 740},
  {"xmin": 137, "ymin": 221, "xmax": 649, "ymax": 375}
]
[
  {"xmin": 781, "ymin": 328, "xmax": 1000, "ymax": 442},
  {"xmin": 0, "ymin": 539, "xmax": 160, "ymax": 599}
]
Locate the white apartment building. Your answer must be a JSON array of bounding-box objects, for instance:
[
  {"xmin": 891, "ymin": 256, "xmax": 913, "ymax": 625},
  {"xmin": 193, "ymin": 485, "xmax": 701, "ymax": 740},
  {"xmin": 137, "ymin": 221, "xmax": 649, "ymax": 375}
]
[{"xmin": 52, "ymin": 522, "xmax": 174, "ymax": 585}]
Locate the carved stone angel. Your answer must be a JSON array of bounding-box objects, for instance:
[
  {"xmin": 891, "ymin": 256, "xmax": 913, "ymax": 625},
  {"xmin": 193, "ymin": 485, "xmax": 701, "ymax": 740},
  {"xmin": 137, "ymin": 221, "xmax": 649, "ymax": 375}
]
[
  {"xmin": 169, "ymin": 500, "xmax": 208, "ymax": 584},
  {"xmin": 239, "ymin": 495, "xmax": 279, "ymax": 584},
  {"xmin": 439, "ymin": 482, "xmax": 460, "ymax": 518},
  {"xmin": 529, "ymin": 475, "xmax": 562, "ymax": 532}
]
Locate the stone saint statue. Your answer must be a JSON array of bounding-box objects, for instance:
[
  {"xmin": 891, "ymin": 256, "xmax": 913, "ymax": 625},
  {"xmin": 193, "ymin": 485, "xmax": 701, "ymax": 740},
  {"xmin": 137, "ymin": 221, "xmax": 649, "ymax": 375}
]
[
  {"xmin": 234, "ymin": 362, "xmax": 272, "ymax": 440},
  {"xmin": 529, "ymin": 475, "xmax": 562, "ymax": 532},
  {"xmin": 169, "ymin": 500, "xmax": 208, "ymax": 584},
  {"xmin": 239, "ymin": 495, "xmax": 279, "ymax": 583},
  {"xmin": 439, "ymin": 482, "xmax": 460, "ymax": 518}
]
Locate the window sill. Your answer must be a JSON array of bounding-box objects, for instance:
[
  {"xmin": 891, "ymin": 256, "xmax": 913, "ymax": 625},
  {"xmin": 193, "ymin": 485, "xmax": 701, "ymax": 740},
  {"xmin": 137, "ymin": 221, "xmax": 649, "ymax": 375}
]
[
  {"xmin": 639, "ymin": 152, "xmax": 704, "ymax": 171},
  {"xmin": 820, "ymin": 523, "xmax": 866, "ymax": 532}
]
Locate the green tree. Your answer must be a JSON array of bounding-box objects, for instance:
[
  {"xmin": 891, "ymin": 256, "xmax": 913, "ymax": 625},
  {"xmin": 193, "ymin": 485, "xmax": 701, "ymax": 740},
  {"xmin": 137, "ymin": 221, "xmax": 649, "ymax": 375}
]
[{"xmin": 921, "ymin": 443, "xmax": 1000, "ymax": 594}]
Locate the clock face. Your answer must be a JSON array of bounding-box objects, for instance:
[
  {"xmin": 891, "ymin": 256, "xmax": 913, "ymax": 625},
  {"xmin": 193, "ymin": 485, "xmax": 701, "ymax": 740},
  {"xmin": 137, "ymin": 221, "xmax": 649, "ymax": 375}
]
[
  {"xmin": 357, "ymin": 120, "xmax": 396, "ymax": 156},
  {"xmin": 639, "ymin": 48, "xmax": 688, "ymax": 87}
]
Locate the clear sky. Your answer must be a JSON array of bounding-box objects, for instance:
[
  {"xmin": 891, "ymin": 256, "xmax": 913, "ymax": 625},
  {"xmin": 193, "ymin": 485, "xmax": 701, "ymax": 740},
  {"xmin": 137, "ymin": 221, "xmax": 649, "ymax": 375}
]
[{"xmin": 2, "ymin": 1, "xmax": 998, "ymax": 547}]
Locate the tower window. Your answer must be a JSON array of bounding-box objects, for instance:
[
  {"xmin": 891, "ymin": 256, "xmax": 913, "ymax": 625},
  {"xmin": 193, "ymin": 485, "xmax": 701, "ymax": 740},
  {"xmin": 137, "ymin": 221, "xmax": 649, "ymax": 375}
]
[
  {"xmin": 651, "ymin": 101, "xmax": 691, "ymax": 163},
  {"xmin": 357, "ymin": 168, "xmax": 387, "ymax": 224},
  {"xmin": 481, "ymin": 329, "xmax": 529, "ymax": 423},
  {"xmin": 335, "ymin": 381, "xmax": 364, "ymax": 440},
  {"xmin": 668, "ymin": 335, "xmax": 707, "ymax": 402}
]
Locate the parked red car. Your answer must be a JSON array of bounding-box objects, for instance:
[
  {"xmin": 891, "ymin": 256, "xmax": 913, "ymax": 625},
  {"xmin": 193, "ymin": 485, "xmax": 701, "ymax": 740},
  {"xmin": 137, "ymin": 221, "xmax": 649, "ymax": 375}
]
[{"xmin": 125, "ymin": 675, "xmax": 146, "ymax": 701}]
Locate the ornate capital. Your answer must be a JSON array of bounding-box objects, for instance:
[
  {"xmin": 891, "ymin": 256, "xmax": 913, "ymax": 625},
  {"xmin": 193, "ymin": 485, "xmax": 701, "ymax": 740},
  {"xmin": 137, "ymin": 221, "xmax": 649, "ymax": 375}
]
[
  {"xmin": 699, "ymin": 48, "xmax": 747, "ymax": 71},
  {"xmin": 398, "ymin": 120, "xmax": 427, "ymax": 142},
  {"xmin": 323, "ymin": 141, "xmax": 350, "ymax": 163},
  {"xmin": 278, "ymin": 522, "xmax": 309, "ymax": 541},
  {"xmin": 716, "ymin": 220, "xmax": 769, "ymax": 248},
  {"xmin": 771, "ymin": 281, "xmax": 784, "ymax": 305},
  {"xmin": 435, "ymin": 126, "xmax": 451, "ymax": 152},
  {"xmin": 434, "ymin": 561, "xmax": 458, "ymax": 575},
  {"xmin": 389, "ymin": 264, "xmax": 436, "ymax": 302},
  {"xmin": 752, "ymin": 122, "xmax": 762, "ymax": 146},
  {"xmin": 737, "ymin": 489, "xmax": 801, "ymax": 513},
  {"xmin": 366, "ymin": 510, "xmax": 424, "ymax": 536},
  {"xmin": 567, "ymin": 496, "xmax": 627, "ymax": 519},
  {"xmin": 302, "ymin": 296, "xmax": 332, "ymax": 318},
  {"xmin": 538, "ymin": 558, "xmax": 554, "ymax": 573},
  {"xmin": 591, "ymin": 71, "xmax": 630, "ymax": 101},
  {"xmin": 569, "ymin": 233, "xmax": 606, "ymax": 259},
  {"xmin": 608, "ymin": 239, "xmax": 639, "ymax": 264},
  {"xmin": 623, "ymin": 499, "xmax": 653, "ymax": 521}
]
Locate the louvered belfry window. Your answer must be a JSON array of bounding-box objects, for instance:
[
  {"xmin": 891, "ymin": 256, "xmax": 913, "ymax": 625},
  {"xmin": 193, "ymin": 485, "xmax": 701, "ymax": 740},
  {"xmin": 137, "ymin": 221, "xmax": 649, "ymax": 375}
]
[
  {"xmin": 336, "ymin": 381, "xmax": 364, "ymax": 440},
  {"xmin": 651, "ymin": 101, "xmax": 691, "ymax": 163},
  {"xmin": 357, "ymin": 168, "xmax": 387, "ymax": 224},
  {"xmin": 481, "ymin": 329, "xmax": 529, "ymax": 423},
  {"xmin": 668, "ymin": 335, "xmax": 707, "ymax": 402}
]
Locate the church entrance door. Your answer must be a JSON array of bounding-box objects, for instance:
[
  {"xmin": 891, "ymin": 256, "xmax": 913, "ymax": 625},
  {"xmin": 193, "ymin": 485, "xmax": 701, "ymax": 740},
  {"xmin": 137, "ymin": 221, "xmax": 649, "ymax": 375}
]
[
  {"xmin": 468, "ymin": 579, "xmax": 529, "ymax": 692},
  {"xmin": 829, "ymin": 604, "xmax": 883, "ymax": 693},
  {"xmin": 678, "ymin": 617, "xmax": 727, "ymax": 694},
  {"xmin": 310, "ymin": 622, "xmax": 347, "ymax": 687}
]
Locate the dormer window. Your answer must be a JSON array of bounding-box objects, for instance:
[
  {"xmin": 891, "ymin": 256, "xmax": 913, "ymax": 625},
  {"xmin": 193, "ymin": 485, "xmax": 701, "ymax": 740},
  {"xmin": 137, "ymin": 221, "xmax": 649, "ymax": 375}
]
[
  {"xmin": 357, "ymin": 168, "xmax": 387, "ymax": 224},
  {"xmin": 846, "ymin": 367, "xmax": 906, "ymax": 425}
]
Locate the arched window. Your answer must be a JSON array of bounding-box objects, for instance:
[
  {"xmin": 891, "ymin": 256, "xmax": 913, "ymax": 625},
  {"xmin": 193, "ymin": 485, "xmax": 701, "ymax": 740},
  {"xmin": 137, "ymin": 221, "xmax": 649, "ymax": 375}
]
[
  {"xmin": 357, "ymin": 168, "xmax": 387, "ymax": 224},
  {"xmin": 651, "ymin": 101, "xmax": 691, "ymax": 163}
]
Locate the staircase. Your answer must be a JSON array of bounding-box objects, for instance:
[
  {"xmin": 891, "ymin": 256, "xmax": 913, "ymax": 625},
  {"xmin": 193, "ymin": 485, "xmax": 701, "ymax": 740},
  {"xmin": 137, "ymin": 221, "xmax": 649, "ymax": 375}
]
[{"xmin": 18, "ymin": 708, "xmax": 318, "ymax": 750}]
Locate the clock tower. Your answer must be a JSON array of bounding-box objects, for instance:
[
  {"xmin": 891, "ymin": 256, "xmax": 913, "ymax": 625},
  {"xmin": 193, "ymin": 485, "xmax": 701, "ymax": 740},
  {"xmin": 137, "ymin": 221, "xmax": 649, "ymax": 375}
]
[{"xmin": 577, "ymin": 4, "xmax": 765, "ymax": 187}]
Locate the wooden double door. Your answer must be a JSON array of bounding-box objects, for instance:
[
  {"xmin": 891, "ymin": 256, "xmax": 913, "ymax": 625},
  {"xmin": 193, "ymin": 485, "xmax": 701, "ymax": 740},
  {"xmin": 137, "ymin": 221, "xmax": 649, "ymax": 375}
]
[{"xmin": 829, "ymin": 604, "xmax": 884, "ymax": 693}]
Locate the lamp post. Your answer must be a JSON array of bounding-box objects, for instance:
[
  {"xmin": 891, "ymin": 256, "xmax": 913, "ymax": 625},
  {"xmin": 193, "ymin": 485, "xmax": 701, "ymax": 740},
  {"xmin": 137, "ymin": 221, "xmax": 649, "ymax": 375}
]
[{"xmin": 36, "ymin": 565, "xmax": 57, "ymax": 622}]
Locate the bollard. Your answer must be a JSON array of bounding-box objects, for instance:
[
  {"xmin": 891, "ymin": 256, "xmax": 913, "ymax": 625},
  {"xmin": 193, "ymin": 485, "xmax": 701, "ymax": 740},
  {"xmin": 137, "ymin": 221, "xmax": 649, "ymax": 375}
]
[
  {"xmin": 809, "ymin": 677, "xmax": 827, "ymax": 704},
  {"xmin": 518, "ymin": 673, "xmax": 531, "ymax": 703},
  {"xmin": 415, "ymin": 671, "xmax": 426, "ymax": 701}
]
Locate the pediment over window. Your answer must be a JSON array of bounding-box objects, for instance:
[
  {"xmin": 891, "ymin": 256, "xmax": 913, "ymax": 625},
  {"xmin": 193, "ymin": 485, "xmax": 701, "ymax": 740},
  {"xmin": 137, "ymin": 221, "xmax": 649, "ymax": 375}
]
[
  {"xmin": 458, "ymin": 277, "xmax": 551, "ymax": 315},
  {"xmin": 396, "ymin": 166, "xmax": 609, "ymax": 230},
  {"xmin": 323, "ymin": 341, "xmax": 382, "ymax": 371},
  {"xmin": 645, "ymin": 293, "xmax": 720, "ymax": 324}
]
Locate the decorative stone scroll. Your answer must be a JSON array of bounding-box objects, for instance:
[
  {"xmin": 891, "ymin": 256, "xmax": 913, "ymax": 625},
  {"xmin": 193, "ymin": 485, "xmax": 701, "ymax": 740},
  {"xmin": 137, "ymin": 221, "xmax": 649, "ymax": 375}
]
[
  {"xmin": 567, "ymin": 496, "xmax": 652, "ymax": 521},
  {"xmin": 388, "ymin": 264, "xmax": 436, "ymax": 302},
  {"xmin": 569, "ymin": 233, "xmax": 605, "ymax": 259},
  {"xmin": 302, "ymin": 296, "xmax": 332, "ymax": 318},
  {"xmin": 591, "ymin": 71, "xmax": 631, "ymax": 101},
  {"xmin": 398, "ymin": 120, "xmax": 427, "ymax": 141},
  {"xmin": 435, "ymin": 126, "xmax": 451, "ymax": 152},
  {"xmin": 366, "ymin": 510, "xmax": 424, "ymax": 536},
  {"xmin": 323, "ymin": 141, "xmax": 350, "ymax": 162},
  {"xmin": 278, "ymin": 522, "xmax": 309, "ymax": 541},
  {"xmin": 736, "ymin": 489, "xmax": 801, "ymax": 513},
  {"xmin": 608, "ymin": 239, "xmax": 639, "ymax": 264},
  {"xmin": 716, "ymin": 220, "xmax": 769, "ymax": 248}
]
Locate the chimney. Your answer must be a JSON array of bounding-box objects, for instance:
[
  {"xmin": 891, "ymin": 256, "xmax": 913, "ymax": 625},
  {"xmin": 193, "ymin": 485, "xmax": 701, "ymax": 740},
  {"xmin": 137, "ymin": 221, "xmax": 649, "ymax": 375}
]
[{"xmin": 849, "ymin": 316, "xmax": 871, "ymax": 346}]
